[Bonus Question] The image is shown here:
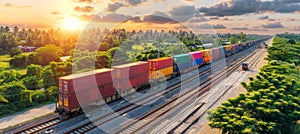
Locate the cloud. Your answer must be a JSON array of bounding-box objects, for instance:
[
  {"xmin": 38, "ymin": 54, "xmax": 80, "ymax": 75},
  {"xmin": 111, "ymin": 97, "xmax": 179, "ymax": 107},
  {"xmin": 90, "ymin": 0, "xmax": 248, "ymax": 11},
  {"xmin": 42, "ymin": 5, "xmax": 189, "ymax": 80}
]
[
  {"xmin": 210, "ymin": 17, "xmax": 219, "ymax": 20},
  {"xmin": 3, "ymin": 3, "xmax": 31, "ymax": 8},
  {"xmin": 4, "ymin": 3, "xmax": 12, "ymax": 7},
  {"xmin": 258, "ymin": 16, "xmax": 269, "ymax": 20},
  {"xmin": 72, "ymin": 14, "xmax": 96, "ymax": 21},
  {"xmin": 141, "ymin": 15, "xmax": 177, "ymax": 24},
  {"xmin": 73, "ymin": 0, "xmax": 98, "ymax": 3},
  {"xmin": 189, "ymin": 17, "xmax": 208, "ymax": 23},
  {"xmin": 196, "ymin": 23, "xmax": 213, "ymax": 29},
  {"xmin": 169, "ymin": 5, "xmax": 197, "ymax": 22},
  {"xmin": 74, "ymin": 6, "xmax": 94, "ymax": 12},
  {"xmin": 249, "ymin": 28, "xmax": 269, "ymax": 31},
  {"xmin": 106, "ymin": 2, "xmax": 125, "ymax": 12},
  {"xmin": 213, "ymin": 24, "xmax": 226, "ymax": 29},
  {"xmin": 127, "ymin": 0, "xmax": 145, "ymax": 5},
  {"xmin": 196, "ymin": 23, "xmax": 226, "ymax": 29},
  {"xmin": 199, "ymin": 0, "xmax": 300, "ymax": 16},
  {"xmin": 268, "ymin": 18, "xmax": 276, "ymax": 21},
  {"xmin": 220, "ymin": 17, "xmax": 232, "ymax": 21},
  {"xmin": 285, "ymin": 17, "xmax": 296, "ymax": 21},
  {"xmin": 231, "ymin": 27, "xmax": 248, "ymax": 30},
  {"xmin": 291, "ymin": 26, "xmax": 300, "ymax": 31},
  {"xmin": 261, "ymin": 22, "xmax": 284, "ymax": 28},
  {"xmin": 51, "ymin": 12, "xmax": 61, "ymax": 15},
  {"xmin": 99, "ymin": 13, "xmax": 133, "ymax": 22}
]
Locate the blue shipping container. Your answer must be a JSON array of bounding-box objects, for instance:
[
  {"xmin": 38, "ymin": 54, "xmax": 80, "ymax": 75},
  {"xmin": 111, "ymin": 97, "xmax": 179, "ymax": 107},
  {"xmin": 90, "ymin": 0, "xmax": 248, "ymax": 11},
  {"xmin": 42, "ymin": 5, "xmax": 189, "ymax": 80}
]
[{"xmin": 191, "ymin": 58, "xmax": 203, "ymax": 66}]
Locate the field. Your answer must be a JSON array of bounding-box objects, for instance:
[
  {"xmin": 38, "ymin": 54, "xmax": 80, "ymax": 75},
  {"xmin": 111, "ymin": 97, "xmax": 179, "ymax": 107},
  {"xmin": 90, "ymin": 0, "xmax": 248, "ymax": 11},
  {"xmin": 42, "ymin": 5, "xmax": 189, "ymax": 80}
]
[{"xmin": 0, "ymin": 54, "xmax": 27, "ymax": 74}]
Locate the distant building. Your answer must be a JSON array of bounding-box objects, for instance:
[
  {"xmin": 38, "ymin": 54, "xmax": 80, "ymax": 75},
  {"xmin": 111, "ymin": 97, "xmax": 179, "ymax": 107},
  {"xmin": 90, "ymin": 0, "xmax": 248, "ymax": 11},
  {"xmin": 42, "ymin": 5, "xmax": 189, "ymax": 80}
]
[{"xmin": 17, "ymin": 45, "xmax": 36, "ymax": 52}]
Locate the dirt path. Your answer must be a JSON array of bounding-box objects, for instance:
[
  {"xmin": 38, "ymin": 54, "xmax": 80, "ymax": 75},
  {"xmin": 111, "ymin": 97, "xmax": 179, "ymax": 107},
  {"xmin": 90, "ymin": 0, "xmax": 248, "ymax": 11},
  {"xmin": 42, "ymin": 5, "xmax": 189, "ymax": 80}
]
[{"xmin": 0, "ymin": 103, "xmax": 55, "ymax": 130}]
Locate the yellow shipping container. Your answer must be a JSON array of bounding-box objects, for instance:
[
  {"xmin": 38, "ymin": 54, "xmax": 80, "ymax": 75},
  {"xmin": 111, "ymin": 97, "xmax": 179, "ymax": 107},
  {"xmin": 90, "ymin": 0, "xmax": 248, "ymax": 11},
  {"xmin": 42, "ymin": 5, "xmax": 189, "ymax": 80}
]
[{"xmin": 149, "ymin": 66, "xmax": 173, "ymax": 80}]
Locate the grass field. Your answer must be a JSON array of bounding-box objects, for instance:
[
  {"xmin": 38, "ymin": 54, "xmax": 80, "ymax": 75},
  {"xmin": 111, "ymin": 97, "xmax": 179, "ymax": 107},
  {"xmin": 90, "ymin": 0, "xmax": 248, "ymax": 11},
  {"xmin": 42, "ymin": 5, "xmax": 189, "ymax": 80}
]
[{"xmin": 0, "ymin": 54, "xmax": 26, "ymax": 74}]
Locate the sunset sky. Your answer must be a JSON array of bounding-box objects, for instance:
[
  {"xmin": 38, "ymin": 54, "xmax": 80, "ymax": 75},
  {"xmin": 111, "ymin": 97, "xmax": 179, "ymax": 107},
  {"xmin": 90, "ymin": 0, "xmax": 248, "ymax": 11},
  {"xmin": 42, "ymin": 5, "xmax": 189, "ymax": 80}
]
[{"xmin": 1, "ymin": 0, "xmax": 300, "ymax": 34}]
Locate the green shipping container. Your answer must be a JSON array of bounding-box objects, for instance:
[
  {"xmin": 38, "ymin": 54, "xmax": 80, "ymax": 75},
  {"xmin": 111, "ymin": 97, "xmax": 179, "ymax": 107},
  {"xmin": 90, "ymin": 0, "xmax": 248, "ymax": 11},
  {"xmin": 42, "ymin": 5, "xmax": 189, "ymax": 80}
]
[{"xmin": 172, "ymin": 54, "xmax": 191, "ymax": 64}]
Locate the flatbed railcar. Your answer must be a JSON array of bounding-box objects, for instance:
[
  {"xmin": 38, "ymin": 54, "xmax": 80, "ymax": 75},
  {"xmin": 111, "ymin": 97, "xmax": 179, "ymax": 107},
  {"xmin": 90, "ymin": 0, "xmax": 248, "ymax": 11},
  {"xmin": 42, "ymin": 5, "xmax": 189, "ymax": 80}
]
[{"xmin": 56, "ymin": 37, "xmax": 272, "ymax": 117}]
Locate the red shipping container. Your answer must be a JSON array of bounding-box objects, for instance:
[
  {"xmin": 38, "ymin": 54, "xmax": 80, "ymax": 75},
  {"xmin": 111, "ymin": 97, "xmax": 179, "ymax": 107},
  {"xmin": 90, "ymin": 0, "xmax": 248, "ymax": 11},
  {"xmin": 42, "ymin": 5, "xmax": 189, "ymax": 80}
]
[
  {"xmin": 189, "ymin": 51, "xmax": 203, "ymax": 60},
  {"xmin": 112, "ymin": 62, "xmax": 148, "ymax": 79},
  {"xmin": 99, "ymin": 83, "xmax": 116, "ymax": 98},
  {"xmin": 148, "ymin": 57, "xmax": 173, "ymax": 71},
  {"xmin": 59, "ymin": 68, "xmax": 113, "ymax": 93},
  {"xmin": 213, "ymin": 47, "xmax": 220, "ymax": 60},
  {"xmin": 95, "ymin": 69, "xmax": 113, "ymax": 85},
  {"xmin": 131, "ymin": 62, "xmax": 148, "ymax": 76},
  {"xmin": 114, "ymin": 73, "xmax": 148, "ymax": 92}
]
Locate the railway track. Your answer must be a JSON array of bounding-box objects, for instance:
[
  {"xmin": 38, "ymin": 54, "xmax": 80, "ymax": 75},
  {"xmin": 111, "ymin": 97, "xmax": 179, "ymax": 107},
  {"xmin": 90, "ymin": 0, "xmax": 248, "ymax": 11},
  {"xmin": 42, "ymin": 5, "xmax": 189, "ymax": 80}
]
[
  {"xmin": 64, "ymin": 64, "xmax": 216, "ymax": 134},
  {"xmin": 64, "ymin": 47, "xmax": 254, "ymax": 134},
  {"xmin": 113, "ymin": 46, "xmax": 261, "ymax": 134},
  {"xmin": 167, "ymin": 48, "xmax": 267, "ymax": 134},
  {"xmin": 8, "ymin": 114, "xmax": 60, "ymax": 134}
]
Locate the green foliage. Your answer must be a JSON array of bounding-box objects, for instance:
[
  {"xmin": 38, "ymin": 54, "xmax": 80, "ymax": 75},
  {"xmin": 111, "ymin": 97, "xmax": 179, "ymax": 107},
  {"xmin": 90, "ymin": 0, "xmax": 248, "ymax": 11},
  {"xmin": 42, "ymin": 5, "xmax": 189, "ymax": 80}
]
[
  {"xmin": 21, "ymin": 76, "xmax": 39, "ymax": 90},
  {"xmin": 0, "ymin": 70, "xmax": 21, "ymax": 85},
  {"xmin": 41, "ymin": 66, "xmax": 56, "ymax": 89},
  {"xmin": 95, "ymin": 51, "xmax": 111, "ymax": 68},
  {"xmin": 9, "ymin": 48, "xmax": 22, "ymax": 57},
  {"xmin": 45, "ymin": 86, "xmax": 58, "ymax": 102},
  {"xmin": 35, "ymin": 44, "xmax": 63, "ymax": 66},
  {"xmin": 267, "ymin": 37, "xmax": 300, "ymax": 66},
  {"xmin": 135, "ymin": 50, "xmax": 168, "ymax": 61},
  {"xmin": 208, "ymin": 36, "xmax": 300, "ymax": 133},
  {"xmin": 25, "ymin": 64, "xmax": 42, "ymax": 77},
  {"xmin": 31, "ymin": 90, "xmax": 46, "ymax": 104},
  {"xmin": 9, "ymin": 54, "xmax": 27, "ymax": 67}
]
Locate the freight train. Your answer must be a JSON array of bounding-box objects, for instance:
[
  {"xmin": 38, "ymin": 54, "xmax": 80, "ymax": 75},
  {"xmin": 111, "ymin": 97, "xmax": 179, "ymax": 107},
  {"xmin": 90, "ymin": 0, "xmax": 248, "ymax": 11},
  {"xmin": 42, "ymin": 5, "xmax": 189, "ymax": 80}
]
[{"xmin": 55, "ymin": 36, "xmax": 272, "ymax": 117}]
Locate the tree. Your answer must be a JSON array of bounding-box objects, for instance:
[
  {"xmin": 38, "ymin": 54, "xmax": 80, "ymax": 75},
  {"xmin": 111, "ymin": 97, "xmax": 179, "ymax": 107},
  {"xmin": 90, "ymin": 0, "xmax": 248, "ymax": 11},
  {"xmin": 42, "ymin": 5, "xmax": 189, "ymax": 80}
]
[
  {"xmin": 22, "ymin": 76, "xmax": 39, "ymax": 90},
  {"xmin": 41, "ymin": 66, "xmax": 56, "ymax": 89},
  {"xmin": 9, "ymin": 48, "xmax": 22, "ymax": 57},
  {"xmin": 35, "ymin": 44, "xmax": 63, "ymax": 66},
  {"xmin": 0, "ymin": 70, "xmax": 21, "ymax": 85},
  {"xmin": 9, "ymin": 54, "xmax": 27, "ymax": 67},
  {"xmin": 95, "ymin": 52, "xmax": 111, "ymax": 68},
  {"xmin": 25, "ymin": 64, "xmax": 42, "ymax": 77},
  {"xmin": 288, "ymin": 39, "xmax": 296, "ymax": 44},
  {"xmin": 208, "ymin": 36, "xmax": 300, "ymax": 133}
]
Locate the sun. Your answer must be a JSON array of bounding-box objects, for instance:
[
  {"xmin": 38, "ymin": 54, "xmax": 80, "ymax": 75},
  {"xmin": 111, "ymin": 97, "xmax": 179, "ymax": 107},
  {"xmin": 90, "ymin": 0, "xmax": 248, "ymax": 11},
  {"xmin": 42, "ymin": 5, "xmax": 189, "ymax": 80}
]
[{"xmin": 62, "ymin": 17, "xmax": 82, "ymax": 30}]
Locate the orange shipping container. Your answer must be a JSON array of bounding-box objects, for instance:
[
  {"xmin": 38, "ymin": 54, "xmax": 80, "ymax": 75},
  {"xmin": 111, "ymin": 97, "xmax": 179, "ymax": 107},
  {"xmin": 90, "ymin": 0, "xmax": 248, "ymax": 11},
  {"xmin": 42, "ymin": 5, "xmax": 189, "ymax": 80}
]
[
  {"xmin": 202, "ymin": 49, "xmax": 212, "ymax": 64},
  {"xmin": 149, "ymin": 66, "xmax": 173, "ymax": 80}
]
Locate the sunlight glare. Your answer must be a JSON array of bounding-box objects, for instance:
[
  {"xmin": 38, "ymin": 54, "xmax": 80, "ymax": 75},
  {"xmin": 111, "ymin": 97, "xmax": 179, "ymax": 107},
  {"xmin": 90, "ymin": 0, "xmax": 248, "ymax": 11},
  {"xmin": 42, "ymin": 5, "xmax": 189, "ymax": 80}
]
[{"xmin": 62, "ymin": 17, "xmax": 81, "ymax": 30}]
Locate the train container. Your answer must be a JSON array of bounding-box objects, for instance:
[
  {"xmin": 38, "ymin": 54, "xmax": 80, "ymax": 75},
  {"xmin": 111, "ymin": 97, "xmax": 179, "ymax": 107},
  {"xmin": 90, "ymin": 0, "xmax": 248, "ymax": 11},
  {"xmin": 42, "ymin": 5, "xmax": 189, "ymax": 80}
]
[
  {"xmin": 189, "ymin": 51, "xmax": 203, "ymax": 60},
  {"xmin": 238, "ymin": 44, "xmax": 243, "ymax": 51},
  {"xmin": 149, "ymin": 66, "xmax": 173, "ymax": 80},
  {"xmin": 174, "ymin": 61, "xmax": 192, "ymax": 73},
  {"xmin": 59, "ymin": 69, "xmax": 113, "ymax": 93},
  {"xmin": 172, "ymin": 54, "xmax": 191, "ymax": 65},
  {"xmin": 189, "ymin": 51, "xmax": 203, "ymax": 66},
  {"xmin": 231, "ymin": 45, "xmax": 236, "ymax": 54},
  {"xmin": 242, "ymin": 42, "xmax": 247, "ymax": 49},
  {"xmin": 202, "ymin": 49, "xmax": 212, "ymax": 64},
  {"xmin": 223, "ymin": 45, "xmax": 232, "ymax": 56},
  {"xmin": 212, "ymin": 47, "xmax": 221, "ymax": 61},
  {"xmin": 114, "ymin": 73, "xmax": 149, "ymax": 92},
  {"xmin": 246, "ymin": 42, "xmax": 250, "ymax": 48},
  {"xmin": 191, "ymin": 58, "xmax": 203, "ymax": 66},
  {"xmin": 112, "ymin": 61, "xmax": 148, "ymax": 79},
  {"xmin": 58, "ymin": 88, "xmax": 103, "ymax": 113},
  {"xmin": 148, "ymin": 57, "xmax": 173, "ymax": 71},
  {"xmin": 233, "ymin": 44, "xmax": 239, "ymax": 52}
]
